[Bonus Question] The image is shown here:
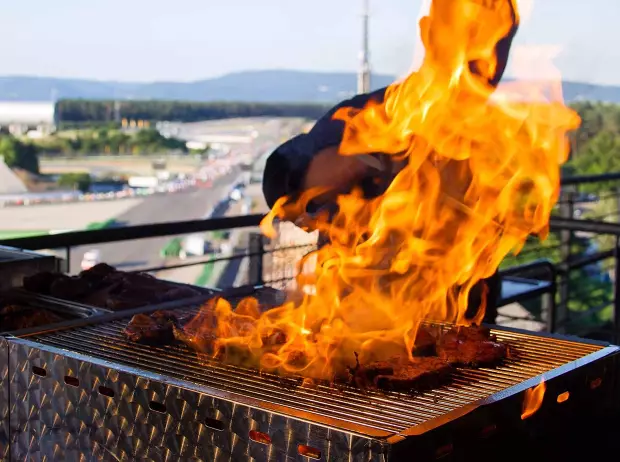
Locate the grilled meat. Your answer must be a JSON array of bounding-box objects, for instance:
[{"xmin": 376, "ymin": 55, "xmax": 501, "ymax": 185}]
[
  {"xmin": 348, "ymin": 355, "xmax": 453, "ymax": 391},
  {"xmin": 122, "ymin": 310, "xmax": 179, "ymax": 344},
  {"xmin": 0, "ymin": 304, "xmax": 63, "ymax": 332},
  {"xmin": 23, "ymin": 265, "xmax": 205, "ymax": 310},
  {"xmin": 49, "ymin": 276, "xmax": 93, "ymax": 300},
  {"xmin": 79, "ymin": 263, "xmax": 117, "ymax": 282},
  {"xmin": 172, "ymin": 302, "xmax": 219, "ymax": 352},
  {"xmin": 22, "ymin": 271, "xmax": 65, "ymax": 295},
  {"xmin": 375, "ymin": 358, "xmax": 453, "ymax": 391},
  {"xmin": 437, "ymin": 325, "xmax": 508, "ymax": 366},
  {"xmin": 159, "ymin": 286, "xmax": 202, "ymax": 302},
  {"xmin": 172, "ymin": 323, "xmax": 221, "ymax": 356},
  {"xmin": 413, "ymin": 327, "xmax": 438, "ymax": 356}
]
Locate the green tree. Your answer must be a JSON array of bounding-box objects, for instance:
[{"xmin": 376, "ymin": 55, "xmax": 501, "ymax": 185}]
[
  {"xmin": 57, "ymin": 172, "xmax": 92, "ymax": 193},
  {"xmin": 55, "ymin": 99, "xmax": 331, "ymax": 124},
  {"xmin": 130, "ymin": 128, "xmax": 186, "ymax": 154},
  {"xmin": 0, "ymin": 136, "xmax": 40, "ymax": 173}
]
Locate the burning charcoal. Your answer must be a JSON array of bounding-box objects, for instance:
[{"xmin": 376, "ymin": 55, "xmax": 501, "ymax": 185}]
[
  {"xmin": 123, "ymin": 310, "xmax": 179, "ymax": 345},
  {"xmin": 22, "ymin": 271, "xmax": 65, "ymax": 295},
  {"xmin": 437, "ymin": 325, "xmax": 508, "ymax": 367}
]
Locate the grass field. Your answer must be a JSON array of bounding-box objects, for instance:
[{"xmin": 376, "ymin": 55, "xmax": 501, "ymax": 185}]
[
  {"xmin": 0, "ymin": 218, "xmax": 117, "ymax": 242},
  {"xmin": 85, "ymin": 219, "xmax": 118, "ymax": 230},
  {"xmin": 194, "ymin": 260, "xmax": 215, "ymax": 287},
  {"xmin": 0, "ymin": 230, "xmax": 49, "ymax": 240}
]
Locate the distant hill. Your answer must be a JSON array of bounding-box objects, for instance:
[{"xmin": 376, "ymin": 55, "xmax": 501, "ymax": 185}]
[{"xmin": 0, "ymin": 70, "xmax": 618, "ymax": 104}]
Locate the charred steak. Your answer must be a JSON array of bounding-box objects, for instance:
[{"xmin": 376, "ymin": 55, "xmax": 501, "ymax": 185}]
[
  {"xmin": 413, "ymin": 326, "xmax": 438, "ymax": 356},
  {"xmin": 0, "ymin": 304, "xmax": 63, "ymax": 331},
  {"xmin": 22, "ymin": 272, "xmax": 66, "ymax": 295},
  {"xmin": 122, "ymin": 310, "xmax": 179, "ymax": 344},
  {"xmin": 24, "ymin": 265, "xmax": 204, "ymax": 310},
  {"xmin": 350, "ymin": 355, "xmax": 453, "ymax": 392},
  {"xmin": 437, "ymin": 325, "xmax": 508, "ymax": 366}
]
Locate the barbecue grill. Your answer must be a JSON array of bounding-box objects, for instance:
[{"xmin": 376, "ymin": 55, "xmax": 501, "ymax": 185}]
[
  {"xmin": 0, "ymin": 246, "xmax": 58, "ymax": 291},
  {"xmin": 4, "ymin": 289, "xmax": 620, "ymax": 461},
  {"xmin": 0, "ymin": 290, "xmax": 108, "ymax": 461}
]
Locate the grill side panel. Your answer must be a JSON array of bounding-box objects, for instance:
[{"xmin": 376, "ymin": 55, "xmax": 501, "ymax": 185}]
[
  {"xmin": 0, "ymin": 338, "xmax": 9, "ymax": 460},
  {"xmin": 8, "ymin": 341, "xmax": 386, "ymax": 462}
]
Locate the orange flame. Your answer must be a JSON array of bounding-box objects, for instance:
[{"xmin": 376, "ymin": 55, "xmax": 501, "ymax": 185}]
[
  {"xmin": 521, "ymin": 380, "xmax": 546, "ymax": 419},
  {"xmin": 184, "ymin": 0, "xmax": 580, "ymax": 380}
]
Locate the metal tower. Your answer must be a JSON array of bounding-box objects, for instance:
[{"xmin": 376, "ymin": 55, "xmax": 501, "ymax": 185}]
[{"xmin": 357, "ymin": 0, "xmax": 371, "ymax": 94}]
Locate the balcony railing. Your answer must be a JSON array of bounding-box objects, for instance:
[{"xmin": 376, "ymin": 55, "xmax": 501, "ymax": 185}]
[{"xmin": 3, "ymin": 172, "xmax": 620, "ymax": 342}]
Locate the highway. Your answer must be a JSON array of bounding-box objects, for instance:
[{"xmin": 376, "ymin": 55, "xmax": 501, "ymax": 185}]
[{"xmin": 68, "ymin": 168, "xmax": 241, "ymax": 273}]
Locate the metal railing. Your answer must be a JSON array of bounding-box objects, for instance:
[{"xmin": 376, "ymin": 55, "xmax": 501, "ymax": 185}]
[{"xmin": 2, "ymin": 172, "xmax": 620, "ymax": 341}]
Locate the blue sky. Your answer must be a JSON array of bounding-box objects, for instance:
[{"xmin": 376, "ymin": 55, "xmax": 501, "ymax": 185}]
[{"xmin": 0, "ymin": 0, "xmax": 618, "ymax": 85}]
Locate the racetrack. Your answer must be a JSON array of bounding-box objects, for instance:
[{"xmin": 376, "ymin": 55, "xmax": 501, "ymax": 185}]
[
  {"xmin": 68, "ymin": 168, "xmax": 242, "ymax": 273},
  {"xmin": 0, "ymin": 198, "xmax": 143, "ymax": 231}
]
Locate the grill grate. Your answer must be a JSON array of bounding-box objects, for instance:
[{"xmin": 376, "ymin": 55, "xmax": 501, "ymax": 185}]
[{"xmin": 28, "ymin": 304, "xmax": 605, "ymax": 437}]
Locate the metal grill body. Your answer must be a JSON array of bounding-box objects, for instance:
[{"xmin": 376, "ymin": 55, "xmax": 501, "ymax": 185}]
[
  {"xmin": 0, "ymin": 291, "xmax": 108, "ymax": 460},
  {"xmin": 6, "ymin": 301, "xmax": 620, "ymax": 461},
  {"xmin": 0, "ymin": 337, "xmax": 9, "ymax": 460},
  {"xmin": 9, "ymin": 340, "xmax": 380, "ymax": 462}
]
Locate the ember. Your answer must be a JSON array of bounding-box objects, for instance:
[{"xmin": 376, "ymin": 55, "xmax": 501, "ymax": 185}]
[{"xmin": 181, "ymin": 0, "xmax": 580, "ymax": 381}]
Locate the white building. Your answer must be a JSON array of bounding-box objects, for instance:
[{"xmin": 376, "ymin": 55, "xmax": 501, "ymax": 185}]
[{"xmin": 0, "ymin": 101, "xmax": 57, "ymax": 136}]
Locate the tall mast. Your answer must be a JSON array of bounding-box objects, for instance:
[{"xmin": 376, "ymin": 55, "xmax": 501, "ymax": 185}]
[{"xmin": 357, "ymin": 0, "xmax": 371, "ymax": 94}]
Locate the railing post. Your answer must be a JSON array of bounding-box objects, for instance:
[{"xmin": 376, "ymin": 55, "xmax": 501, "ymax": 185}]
[
  {"xmin": 614, "ymin": 237, "xmax": 620, "ymax": 334},
  {"xmin": 557, "ymin": 185, "xmax": 576, "ymax": 333},
  {"xmin": 544, "ymin": 269, "xmax": 557, "ymax": 333},
  {"xmin": 248, "ymin": 233, "xmax": 265, "ymax": 287}
]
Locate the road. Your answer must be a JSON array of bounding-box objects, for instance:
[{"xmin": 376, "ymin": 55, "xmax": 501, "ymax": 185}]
[
  {"xmin": 68, "ymin": 168, "xmax": 241, "ymax": 273},
  {"xmin": 66, "ymin": 116, "xmax": 309, "ymax": 274},
  {"xmin": 215, "ymin": 231, "xmax": 249, "ymax": 289}
]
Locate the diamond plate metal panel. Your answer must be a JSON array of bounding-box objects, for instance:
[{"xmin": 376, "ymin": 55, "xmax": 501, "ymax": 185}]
[
  {"xmin": 0, "ymin": 337, "xmax": 9, "ymax": 460},
  {"xmin": 8, "ymin": 339, "xmax": 386, "ymax": 461}
]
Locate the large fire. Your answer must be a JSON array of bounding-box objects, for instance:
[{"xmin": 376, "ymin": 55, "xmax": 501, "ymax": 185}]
[{"xmin": 187, "ymin": 0, "xmax": 580, "ymax": 380}]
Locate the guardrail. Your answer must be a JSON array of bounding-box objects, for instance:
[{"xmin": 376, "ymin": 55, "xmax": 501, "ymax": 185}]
[{"xmin": 2, "ymin": 173, "xmax": 620, "ymax": 341}]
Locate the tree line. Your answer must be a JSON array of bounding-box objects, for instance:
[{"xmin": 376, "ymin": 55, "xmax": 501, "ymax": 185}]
[
  {"xmin": 56, "ymin": 100, "xmax": 331, "ymax": 124},
  {"xmin": 565, "ymin": 101, "xmax": 620, "ymax": 192},
  {"xmin": 4, "ymin": 100, "xmax": 620, "ymax": 181},
  {"xmin": 0, "ymin": 127, "xmax": 189, "ymax": 175},
  {"xmin": 37, "ymin": 128, "xmax": 188, "ymax": 156}
]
